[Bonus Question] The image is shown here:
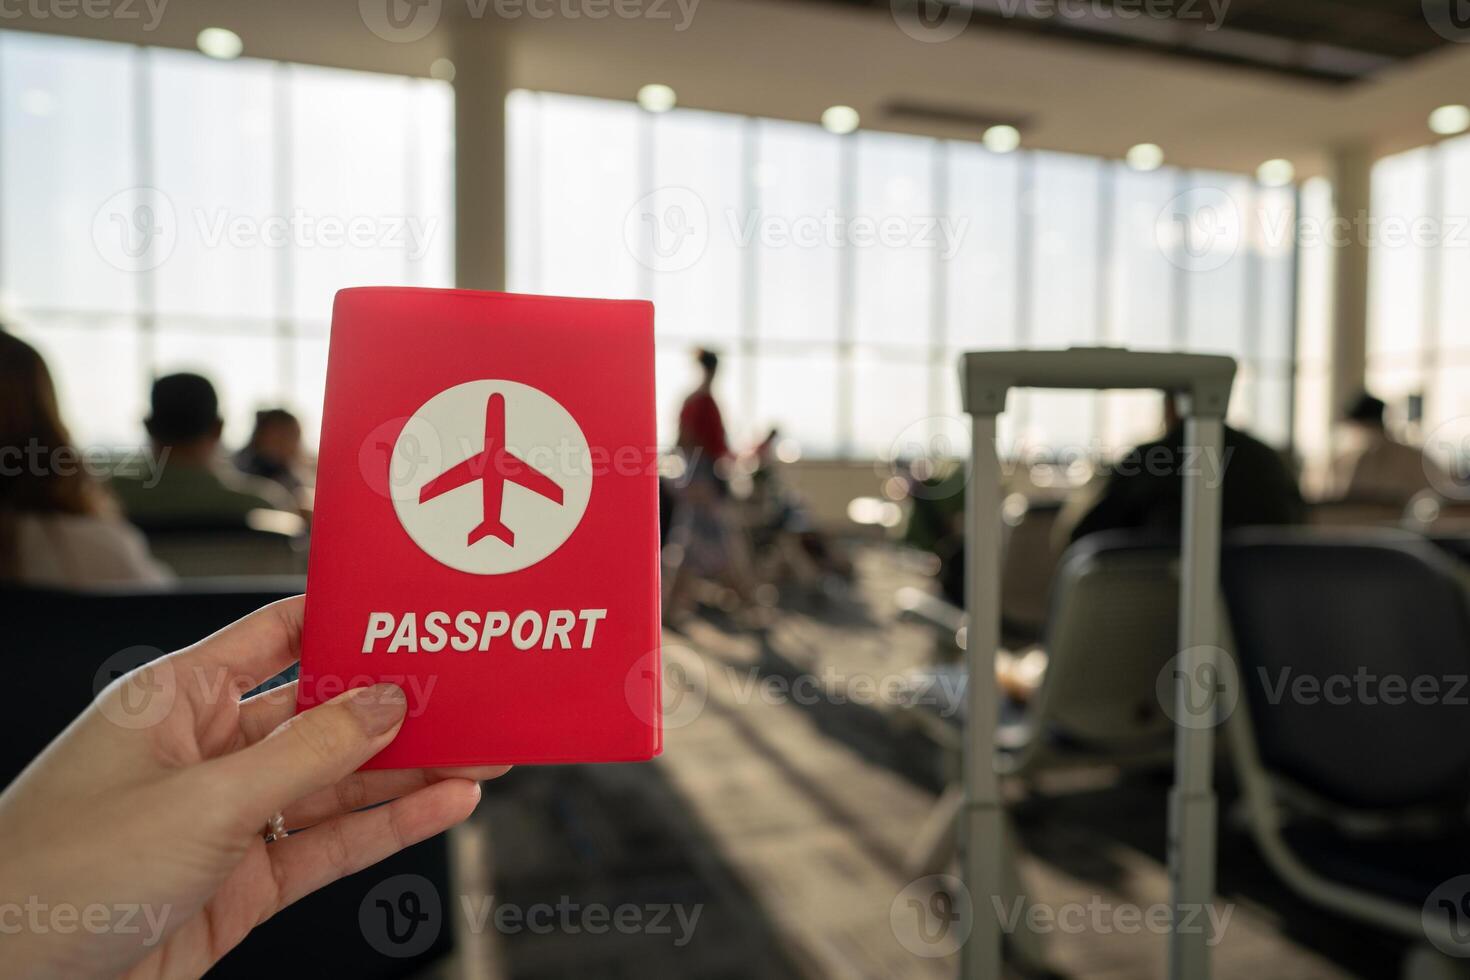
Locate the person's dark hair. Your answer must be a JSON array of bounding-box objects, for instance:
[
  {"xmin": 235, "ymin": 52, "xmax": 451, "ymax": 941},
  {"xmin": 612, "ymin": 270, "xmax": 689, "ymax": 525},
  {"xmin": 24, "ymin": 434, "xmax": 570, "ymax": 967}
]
[
  {"xmin": 146, "ymin": 373, "xmax": 220, "ymax": 444},
  {"xmin": 695, "ymin": 348, "xmax": 719, "ymax": 378},
  {"xmin": 248, "ymin": 408, "xmax": 299, "ymax": 447},
  {"xmin": 0, "ymin": 330, "xmax": 105, "ymax": 577},
  {"xmin": 1346, "ymin": 391, "xmax": 1386, "ymax": 427}
]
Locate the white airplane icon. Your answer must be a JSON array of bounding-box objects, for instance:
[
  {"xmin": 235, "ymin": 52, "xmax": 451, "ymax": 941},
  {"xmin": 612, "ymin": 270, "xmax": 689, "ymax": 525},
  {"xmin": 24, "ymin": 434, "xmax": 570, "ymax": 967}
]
[{"xmin": 418, "ymin": 392, "xmax": 564, "ymax": 547}]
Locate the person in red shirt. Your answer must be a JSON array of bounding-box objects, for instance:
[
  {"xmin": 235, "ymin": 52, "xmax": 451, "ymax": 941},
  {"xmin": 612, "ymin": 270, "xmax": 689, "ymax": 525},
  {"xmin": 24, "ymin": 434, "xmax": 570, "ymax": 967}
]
[
  {"xmin": 665, "ymin": 349, "xmax": 755, "ymax": 623},
  {"xmin": 677, "ymin": 348, "xmax": 730, "ymax": 474}
]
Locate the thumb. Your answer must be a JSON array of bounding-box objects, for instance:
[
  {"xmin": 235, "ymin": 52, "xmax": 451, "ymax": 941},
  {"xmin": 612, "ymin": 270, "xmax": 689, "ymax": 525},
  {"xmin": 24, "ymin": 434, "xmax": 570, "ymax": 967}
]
[{"xmin": 212, "ymin": 683, "xmax": 407, "ymax": 829}]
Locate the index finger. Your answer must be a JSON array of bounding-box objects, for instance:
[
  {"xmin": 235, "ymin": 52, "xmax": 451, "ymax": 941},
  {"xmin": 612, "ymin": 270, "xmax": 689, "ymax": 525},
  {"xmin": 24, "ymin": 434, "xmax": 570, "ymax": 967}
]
[{"xmin": 175, "ymin": 595, "xmax": 306, "ymax": 690}]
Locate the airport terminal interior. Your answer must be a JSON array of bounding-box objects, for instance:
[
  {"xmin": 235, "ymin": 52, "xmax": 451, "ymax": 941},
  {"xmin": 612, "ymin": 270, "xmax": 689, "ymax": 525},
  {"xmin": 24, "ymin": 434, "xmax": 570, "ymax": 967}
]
[{"xmin": 7, "ymin": 0, "xmax": 1470, "ymax": 977}]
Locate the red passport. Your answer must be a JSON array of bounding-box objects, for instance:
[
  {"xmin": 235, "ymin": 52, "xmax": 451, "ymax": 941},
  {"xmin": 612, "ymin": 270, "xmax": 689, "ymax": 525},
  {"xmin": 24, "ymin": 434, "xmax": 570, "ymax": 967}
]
[{"xmin": 297, "ymin": 287, "xmax": 662, "ymax": 768}]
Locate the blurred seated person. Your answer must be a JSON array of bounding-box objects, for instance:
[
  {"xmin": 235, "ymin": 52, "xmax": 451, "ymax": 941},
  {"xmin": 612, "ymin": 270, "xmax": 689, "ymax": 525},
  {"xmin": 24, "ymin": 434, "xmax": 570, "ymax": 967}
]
[
  {"xmin": 1327, "ymin": 391, "xmax": 1443, "ymax": 506},
  {"xmin": 746, "ymin": 427, "xmax": 852, "ymax": 585},
  {"xmin": 0, "ymin": 331, "xmax": 168, "ymax": 586},
  {"xmin": 235, "ymin": 408, "xmax": 306, "ymax": 502},
  {"xmin": 109, "ymin": 373, "xmax": 297, "ymax": 526},
  {"xmin": 1067, "ymin": 392, "xmax": 1304, "ymax": 545},
  {"xmin": 898, "ymin": 457, "xmax": 968, "ymax": 608}
]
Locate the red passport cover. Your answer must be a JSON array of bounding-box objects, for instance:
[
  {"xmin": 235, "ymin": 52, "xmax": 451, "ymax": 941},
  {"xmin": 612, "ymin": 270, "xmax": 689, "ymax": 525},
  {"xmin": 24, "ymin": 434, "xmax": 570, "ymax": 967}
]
[{"xmin": 297, "ymin": 287, "xmax": 662, "ymax": 768}]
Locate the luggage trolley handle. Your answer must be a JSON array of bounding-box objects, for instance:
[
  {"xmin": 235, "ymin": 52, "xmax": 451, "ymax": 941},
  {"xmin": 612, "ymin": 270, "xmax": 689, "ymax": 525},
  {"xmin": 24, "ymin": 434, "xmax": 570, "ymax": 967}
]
[{"xmin": 958, "ymin": 347, "xmax": 1235, "ymax": 980}]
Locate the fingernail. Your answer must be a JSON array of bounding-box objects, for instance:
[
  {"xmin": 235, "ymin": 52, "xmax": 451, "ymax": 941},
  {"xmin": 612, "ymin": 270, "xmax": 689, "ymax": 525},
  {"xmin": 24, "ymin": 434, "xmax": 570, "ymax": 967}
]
[{"xmin": 347, "ymin": 683, "xmax": 408, "ymax": 735}]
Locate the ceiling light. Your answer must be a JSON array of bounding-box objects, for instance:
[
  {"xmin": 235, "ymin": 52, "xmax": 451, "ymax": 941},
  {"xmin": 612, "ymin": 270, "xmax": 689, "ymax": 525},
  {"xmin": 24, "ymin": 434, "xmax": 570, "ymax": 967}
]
[
  {"xmin": 1429, "ymin": 104, "xmax": 1470, "ymax": 136},
  {"xmin": 637, "ymin": 84, "xmax": 677, "ymax": 113},
  {"xmin": 982, "ymin": 124, "xmax": 1020, "ymax": 154},
  {"xmin": 821, "ymin": 105, "xmax": 860, "ymax": 135},
  {"xmin": 1256, "ymin": 158, "xmax": 1295, "ymax": 187},
  {"xmin": 196, "ymin": 27, "xmax": 243, "ymax": 60},
  {"xmin": 1126, "ymin": 142, "xmax": 1163, "ymax": 171}
]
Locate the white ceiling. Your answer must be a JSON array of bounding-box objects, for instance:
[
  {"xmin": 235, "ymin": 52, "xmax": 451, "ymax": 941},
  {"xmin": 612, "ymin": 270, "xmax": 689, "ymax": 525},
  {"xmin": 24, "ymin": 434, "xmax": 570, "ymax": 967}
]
[{"xmin": 9, "ymin": 0, "xmax": 1470, "ymax": 177}]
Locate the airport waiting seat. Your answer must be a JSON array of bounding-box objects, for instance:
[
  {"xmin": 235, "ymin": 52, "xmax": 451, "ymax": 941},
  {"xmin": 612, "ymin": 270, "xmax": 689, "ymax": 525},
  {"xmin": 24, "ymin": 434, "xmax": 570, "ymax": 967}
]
[
  {"xmin": 902, "ymin": 530, "xmax": 1181, "ymax": 773},
  {"xmin": 0, "ymin": 582, "xmax": 454, "ymax": 980},
  {"xmin": 1406, "ymin": 493, "xmax": 1470, "ymax": 535},
  {"xmin": 135, "ymin": 510, "xmax": 309, "ymax": 578},
  {"xmin": 1220, "ymin": 529, "xmax": 1470, "ymax": 972},
  {"xmin": 904, "ymin": 532, "xmax": 1180, "ymax": 882},
  {"xmin": 993, "ymin": 528, "xmax": 1182, "ymax": 775},
  {"xmin": 1428, "ymin": 532, "xmax": 1470, "ymax": 568},
  {"xmin": 1306, "ymin": 497, "xmax": 1406, "ymax": 528},
  {"xmin": 999, "ymin": 496, "xmax": 1062, "ymax": 646},
  {"xmin": 894, "ymin": 496, "xmax": 1063, "ymax": 649}
]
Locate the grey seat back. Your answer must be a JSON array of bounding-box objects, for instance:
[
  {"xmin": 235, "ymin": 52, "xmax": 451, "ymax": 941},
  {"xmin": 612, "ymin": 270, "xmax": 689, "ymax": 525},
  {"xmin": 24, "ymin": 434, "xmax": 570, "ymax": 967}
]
[
  {"xmin": 1031, "ymin": 531, "xmax": 1180, "ymax": 748},
  {"xmin": 1000, "ymin": 498, "xmax": 1061, "ymax": 641}
]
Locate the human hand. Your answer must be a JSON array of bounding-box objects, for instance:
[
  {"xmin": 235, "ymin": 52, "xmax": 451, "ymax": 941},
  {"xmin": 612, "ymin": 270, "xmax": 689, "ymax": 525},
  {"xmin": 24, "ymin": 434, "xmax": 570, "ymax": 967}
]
[{"xmin": 0, "ymin": 595, "xmax": 508, "ymax": 979}]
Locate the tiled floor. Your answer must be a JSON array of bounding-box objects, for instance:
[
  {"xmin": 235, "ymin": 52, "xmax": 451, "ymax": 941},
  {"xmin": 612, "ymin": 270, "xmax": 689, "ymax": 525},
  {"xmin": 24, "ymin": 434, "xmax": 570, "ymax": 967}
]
[{"xmin": 469, "ymin": 543, "xmax": 1413, "ymax": 979}]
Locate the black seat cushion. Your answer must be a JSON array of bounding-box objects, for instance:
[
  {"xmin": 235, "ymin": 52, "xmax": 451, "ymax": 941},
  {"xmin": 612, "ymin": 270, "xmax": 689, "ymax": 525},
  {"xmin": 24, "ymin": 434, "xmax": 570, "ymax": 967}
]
[{"xmin": 1222, "ymin": 530, "xmax": 1470, "ymax": 811}]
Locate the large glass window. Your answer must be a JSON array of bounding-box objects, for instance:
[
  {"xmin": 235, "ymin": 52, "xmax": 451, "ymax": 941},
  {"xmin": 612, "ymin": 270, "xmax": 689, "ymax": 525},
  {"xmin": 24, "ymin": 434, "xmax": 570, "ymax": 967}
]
[
  {"xmin": 0, "ymin": 31, "xmax": 454, "ymax": 449},
  {"xmin": 3, "ymin": 36, "xmax": 1300, "ymax": 462},
  {"xmin": 508, "ymin": 91, "xmax": 1299, "ymax": 460},
  {"xmin": 1367, "ymin": 136, "xmax": 1470, "ymax": 477}
]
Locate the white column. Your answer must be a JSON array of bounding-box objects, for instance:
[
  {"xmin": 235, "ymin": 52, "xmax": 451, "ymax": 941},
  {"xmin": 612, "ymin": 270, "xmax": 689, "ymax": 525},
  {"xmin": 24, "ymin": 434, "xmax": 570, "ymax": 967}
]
[
  {"xmin": 1327, "ymin": 144, "xmax": 1373, "ymax": 420},
  {"xmin": 450, "ymin": 19, "xmax": 510, "ymax": 292}
]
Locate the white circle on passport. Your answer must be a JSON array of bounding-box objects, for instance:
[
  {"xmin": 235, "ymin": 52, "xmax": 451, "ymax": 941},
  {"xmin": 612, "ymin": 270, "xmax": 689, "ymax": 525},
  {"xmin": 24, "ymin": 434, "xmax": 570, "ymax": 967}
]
[{"xmin": 390, "ymin": 380, "xmax": 592, "ymax": 575}]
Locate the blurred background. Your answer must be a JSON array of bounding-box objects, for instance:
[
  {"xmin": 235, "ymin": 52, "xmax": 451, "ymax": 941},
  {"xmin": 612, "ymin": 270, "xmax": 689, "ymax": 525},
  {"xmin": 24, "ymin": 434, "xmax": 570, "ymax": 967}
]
[{"xmin": 6, "ymin": 0, "xmax": 1470, "ymax": 977}]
